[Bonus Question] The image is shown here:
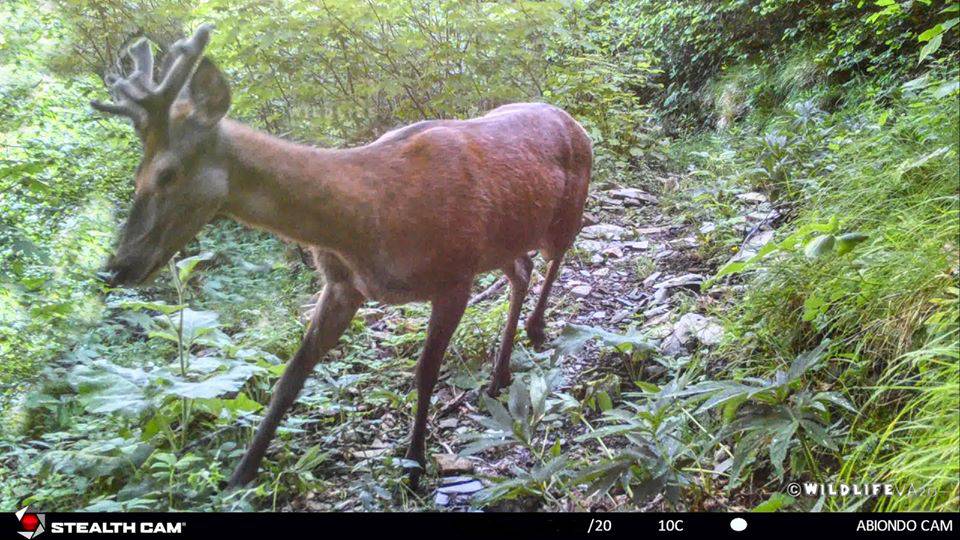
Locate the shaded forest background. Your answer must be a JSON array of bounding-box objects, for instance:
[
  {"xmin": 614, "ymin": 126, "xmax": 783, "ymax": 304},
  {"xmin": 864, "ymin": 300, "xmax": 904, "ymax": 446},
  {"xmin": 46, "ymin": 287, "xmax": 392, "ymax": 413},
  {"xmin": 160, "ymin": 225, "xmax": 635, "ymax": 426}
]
[{"xmin": 1, "ymin": 0, "xmax": 957, "ymax": 512}]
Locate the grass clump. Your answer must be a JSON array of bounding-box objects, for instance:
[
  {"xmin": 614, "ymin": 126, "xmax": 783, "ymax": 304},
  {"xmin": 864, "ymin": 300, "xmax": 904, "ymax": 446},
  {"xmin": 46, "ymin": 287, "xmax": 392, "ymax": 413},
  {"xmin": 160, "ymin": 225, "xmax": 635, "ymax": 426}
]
[{"xmin": 677, "ymin": 60, "xmax": 959, "ymax": 510}]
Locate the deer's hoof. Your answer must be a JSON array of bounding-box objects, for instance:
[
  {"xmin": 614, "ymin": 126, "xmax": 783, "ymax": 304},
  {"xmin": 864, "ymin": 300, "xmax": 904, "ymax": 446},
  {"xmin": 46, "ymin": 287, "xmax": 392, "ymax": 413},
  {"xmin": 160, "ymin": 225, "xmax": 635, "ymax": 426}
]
[
  {"xmin": 526, "ymin": 324, "xmax": 546, "ymax": 350},
  {"xmin": 407, "ymin": 469, "xmax": 423, "ymax": 491},
  {"xmin": 404, "ymin": 450, "xmax": 426, "ymax": 491},
  {"xmin": 486, "ymin": 376, "xmax": 510, "ymax": 398},
  {"xmin": 226, "ymin": 467, "xmax": 256, "ymax": 491}
]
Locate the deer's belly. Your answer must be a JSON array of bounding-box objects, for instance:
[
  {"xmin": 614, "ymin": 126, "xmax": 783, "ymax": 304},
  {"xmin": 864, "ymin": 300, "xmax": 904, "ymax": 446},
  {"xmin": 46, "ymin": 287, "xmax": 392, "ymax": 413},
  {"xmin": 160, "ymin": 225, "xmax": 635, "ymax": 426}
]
[
  {"xmin": 350, "ymin": 271, "xmax": 424, "ymax": 304},
  {"xmin": 325, "ymin": 233, "xmax": 538, "ymax": 304},
  {"xmin": 344, "ymin": 254, "xmax": 506, "ymax": 304}
]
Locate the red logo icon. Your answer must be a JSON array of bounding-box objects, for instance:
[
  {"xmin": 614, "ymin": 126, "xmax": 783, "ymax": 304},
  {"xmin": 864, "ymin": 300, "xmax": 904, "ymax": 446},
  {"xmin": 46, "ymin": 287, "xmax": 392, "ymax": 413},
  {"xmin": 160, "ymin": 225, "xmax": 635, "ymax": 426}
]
[{"xmin": 15, "ymin": 506, "xmax": 45, "ymax": 538}]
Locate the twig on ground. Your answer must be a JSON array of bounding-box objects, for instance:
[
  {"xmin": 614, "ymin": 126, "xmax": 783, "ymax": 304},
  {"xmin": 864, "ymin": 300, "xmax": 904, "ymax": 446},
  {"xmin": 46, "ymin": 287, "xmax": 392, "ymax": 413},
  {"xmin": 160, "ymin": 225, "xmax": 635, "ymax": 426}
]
[
  {"xmin": 467, "ymin": 275, "xmax": 508, "ymax": 306},
  {"xmin": 434, "ymin": 388, "xmax": 470, "ymax": 420}
]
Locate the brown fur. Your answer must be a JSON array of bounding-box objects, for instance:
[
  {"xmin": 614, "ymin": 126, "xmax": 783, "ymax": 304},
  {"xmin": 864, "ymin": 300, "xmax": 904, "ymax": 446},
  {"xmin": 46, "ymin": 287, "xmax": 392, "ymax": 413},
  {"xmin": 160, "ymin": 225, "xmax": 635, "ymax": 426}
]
[{"xmin": 219, "ymin": 102, "xmax": 591, "ymax": 303}]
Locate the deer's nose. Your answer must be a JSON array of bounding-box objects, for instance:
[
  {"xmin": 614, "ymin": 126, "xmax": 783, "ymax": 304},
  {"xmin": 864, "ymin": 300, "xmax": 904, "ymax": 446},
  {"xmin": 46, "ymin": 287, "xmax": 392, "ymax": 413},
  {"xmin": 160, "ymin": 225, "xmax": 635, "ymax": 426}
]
[
  {"xmin": 96, "ymin": 268, "xmax": 119, "ymax": 287},
  {"xmin": 98, "ymin": 254, "xmax": 126, "ymax": 286}
]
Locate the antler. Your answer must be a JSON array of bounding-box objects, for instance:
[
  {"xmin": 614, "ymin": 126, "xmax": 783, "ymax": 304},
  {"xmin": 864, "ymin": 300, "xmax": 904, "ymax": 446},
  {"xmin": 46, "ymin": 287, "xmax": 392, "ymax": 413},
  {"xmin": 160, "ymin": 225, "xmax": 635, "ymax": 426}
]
[{"xmin": 91, "ymin": 24, "xmax": 214, "ymax": 126}]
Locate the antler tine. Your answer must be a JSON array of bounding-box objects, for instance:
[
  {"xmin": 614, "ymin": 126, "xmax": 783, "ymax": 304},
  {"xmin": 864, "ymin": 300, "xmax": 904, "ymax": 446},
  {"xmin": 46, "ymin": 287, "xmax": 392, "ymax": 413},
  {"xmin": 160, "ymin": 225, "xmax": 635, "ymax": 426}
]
[
  {"xmin": 91, "ymin": 60, "xmax": 149, "ymax": 125},
  {"xmin": 154, "ymin": 24, "xmax": 214, "ymax": 102},
  {"xmin": 90, "ymin": 24, "xmax": 214, "ymax": 125},
  {"xmin": 127, "ymin": 39, "xmax": 155, "ymax": 89},
  {"xmin": 90, "ymin": 99, "xmax": 144, "ymax": 121}
]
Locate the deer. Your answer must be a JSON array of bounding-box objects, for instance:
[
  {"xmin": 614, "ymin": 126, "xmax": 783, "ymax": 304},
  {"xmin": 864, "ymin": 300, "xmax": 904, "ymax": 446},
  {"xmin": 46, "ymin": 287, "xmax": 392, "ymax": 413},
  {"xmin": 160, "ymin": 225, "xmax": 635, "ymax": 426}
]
[{"xmin": 91, "ymin": 24, "xmax": 591, "ymax": 490}]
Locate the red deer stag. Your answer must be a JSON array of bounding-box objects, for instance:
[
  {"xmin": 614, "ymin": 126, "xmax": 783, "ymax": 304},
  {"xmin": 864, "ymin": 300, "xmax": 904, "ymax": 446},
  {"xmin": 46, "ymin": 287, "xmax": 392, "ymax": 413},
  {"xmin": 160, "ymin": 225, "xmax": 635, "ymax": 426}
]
[{"xmin": 92, "ymin": 24, "xmax": 592, "ymax": 489}]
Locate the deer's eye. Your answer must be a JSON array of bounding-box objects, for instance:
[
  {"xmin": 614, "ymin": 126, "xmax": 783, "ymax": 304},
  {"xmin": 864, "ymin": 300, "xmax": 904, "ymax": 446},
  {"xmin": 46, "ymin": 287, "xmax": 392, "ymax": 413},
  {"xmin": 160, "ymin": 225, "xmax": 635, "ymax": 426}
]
[{"xmin": 156, "ymin": 168, "xmax": 177, "ymax": 187}]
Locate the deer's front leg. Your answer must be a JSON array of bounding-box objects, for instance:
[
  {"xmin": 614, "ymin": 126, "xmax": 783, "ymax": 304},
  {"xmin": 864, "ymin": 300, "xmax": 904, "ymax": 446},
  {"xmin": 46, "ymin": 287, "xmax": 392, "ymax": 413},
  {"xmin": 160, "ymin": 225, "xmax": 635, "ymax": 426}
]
[
  {"xmin": 405, "ymin": 282, "xmax": 472, "ymax": 489},
  {"xmin": 227, "ymin": 280, "xmax": 362, "ymax": 489}
]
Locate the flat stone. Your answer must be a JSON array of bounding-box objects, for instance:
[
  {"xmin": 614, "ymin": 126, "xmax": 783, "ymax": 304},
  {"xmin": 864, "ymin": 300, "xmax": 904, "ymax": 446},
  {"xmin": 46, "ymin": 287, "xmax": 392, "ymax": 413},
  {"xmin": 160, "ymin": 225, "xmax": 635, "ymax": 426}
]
[
  {"xmin": 643, "ymin": 312, "xmax": 673, "ymax": 331},
  {"xmin": 731, "ymin": 229, "xmax": 775, "ymax": 262},
  {"xmin": 601, "ymin": 245, "xmax": 624, "ymax": 258},
  {"xmin": 438, "ymin": 476, "xmax": 484, "ymax": 495},
  {"xmin": 571, "ymin": 284, "xmax": 593, "ymax": 297},
  {"xmin": 653, "ymin": 273, "xmax": 705, "ymax": 290},
  {"xmin": 670, "ymin": 236, "xmax": 699, "ymax": 248},
  {"xmin": 747, "ymin": 209, "xmax": 780, "ymax": 222},
  {"xmin": 643, "ymin": 304, "xmax": 670, "ymax": 318},
  {"xmin": 736, "ymin": 192, "xmax": 768, "ymax": 203},
  {"xmin": 434, "ymin": 453, "xmax": 475, "ymax": 475},
  {"xmin": 606, "ymin": 188, "xmax": 659, "ymax": 206},
  {"xmin": 697, "ymin": 322, "xmax": 724, "ymax": 345},
  {"xmin": 652, "ymin": 287, "xmax": 670, "ymax": 304},
  {"xmin": 653, "ymin": 248, "xmax": 676, "ymax": 260},
  {"xmin": 635, "ymin": 226, "xmax": 673, "ymax": 235},
  {"xmin": 577, "ymin": 239, "xmax": 608, "ymax": 252},
  {"xmin": 660, "ymin": 313, "xmax": 724, "ymax": 356},
  {"xmin": 353, "ymin": 447, "xmax": 391, "ymax": 459},
  {"xmin": 622, "ymin": 240, "xmax": 650, "ymax": 250},
  {"xmin": 438, "ymin": 417, "xmax": 459, "ymax": 429},
  {"xmin": 582, "ymin": 223, "xmax": 629, "ymax": 240}
]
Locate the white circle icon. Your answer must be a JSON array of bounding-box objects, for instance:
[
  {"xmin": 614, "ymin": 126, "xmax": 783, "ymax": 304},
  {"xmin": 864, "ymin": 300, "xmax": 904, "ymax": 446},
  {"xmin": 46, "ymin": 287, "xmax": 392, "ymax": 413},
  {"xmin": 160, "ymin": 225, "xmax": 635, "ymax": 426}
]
[{"xmin": 730, "ymin": 517, "xmax": 748, "ymax": 532}]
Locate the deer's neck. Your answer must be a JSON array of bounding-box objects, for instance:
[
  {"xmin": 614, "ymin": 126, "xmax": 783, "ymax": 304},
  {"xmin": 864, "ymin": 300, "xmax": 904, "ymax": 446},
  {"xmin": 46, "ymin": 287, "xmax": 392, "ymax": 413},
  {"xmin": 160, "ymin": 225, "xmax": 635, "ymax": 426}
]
[{"xmin": 217, "ymin": 119, "xmax": 375, "ymax": 253}]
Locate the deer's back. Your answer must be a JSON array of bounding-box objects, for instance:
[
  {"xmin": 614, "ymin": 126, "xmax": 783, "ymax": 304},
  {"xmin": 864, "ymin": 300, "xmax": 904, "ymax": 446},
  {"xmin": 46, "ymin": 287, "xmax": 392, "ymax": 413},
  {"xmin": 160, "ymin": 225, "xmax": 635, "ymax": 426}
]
[{"xmin": 334, "ymin": 103, "xmax": 592, "ymax": 302}]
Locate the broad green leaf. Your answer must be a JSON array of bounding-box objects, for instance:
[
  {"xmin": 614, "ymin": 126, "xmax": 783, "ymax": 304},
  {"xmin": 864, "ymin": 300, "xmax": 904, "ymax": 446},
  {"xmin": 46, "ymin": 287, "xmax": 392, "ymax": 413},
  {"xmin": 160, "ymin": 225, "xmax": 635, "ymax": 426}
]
[
  {"xmin": 814, "ymin": 391, "xmax": 859, "ymax": 415},
  {"xmin": 835, "ymin": 232, "xmax": 868, "ymax": 255},
  {"xmin": 933, "ymin": 79, "xmax": 960, "ymax": 98},
  {"xmin": 753, "ymin": 492, "xmax": 796, "ymax": 512},
  {"xmin": 917, "ymin": 24, "xmax": 945, "ymax": 42},
  {"xmin": 804, "ymin": 235, "xmax": 835, "ymax": 259},
  {"xmin": 800, "ymin": 419, "xmax": 838, "ymax": 451},
  {"xmin": 768, "ymin": 416, "xmax": 798, "ymax": 478},
  {"xmin": 529, "ymin": 372, "xmax": 548, "ymax": 420},
  {"xmin": 596, "ymin": 391, "xmax": 614, "ymax": 411},
  {"xmin": 787, "ymin": 339, "xmax": 831, "ymax": 381},
  {"xmin": 153, "ymin": 309, "xmax": 220, "ymax": 346},
  {"xmin": 71, "ymin": 361, "xmax": 151, "ymax": 415},
  {"xmin": 112, "ymin": 299, "xmax": 184, "ymax": 315},
  {"xmin": 531, "ymin": 454, "xmax": 568, "ymax": 482},
  {"xmin": 161, "ymin": 362, "xmax": 262, "ymax": 399},
  {"xmin": 175, "ymin": 251, "xmax": 215, "ymax": 285},
  {"xmin": 508, "ymin": 380, "xmax": 531, "ymax": 424},
  {"xmin": 918, "ymin": 33, "xmax": 943, "ymax": 63},
  {"xmin": 553, "ymin": 324, "xmax": 654, "ymax": 358},
  {"xmin": 480, "ymin": 393, "xmax": 514, "ymax": 432}
]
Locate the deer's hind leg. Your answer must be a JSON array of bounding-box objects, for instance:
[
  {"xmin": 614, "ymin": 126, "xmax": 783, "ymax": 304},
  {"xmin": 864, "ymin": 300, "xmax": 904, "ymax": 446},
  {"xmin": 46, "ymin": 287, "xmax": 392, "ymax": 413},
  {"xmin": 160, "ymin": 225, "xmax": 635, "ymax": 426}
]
[
  {"xmin": 525, "ymin": 252, "xmax": 563, "ymax": 350},
  {"xmin": 406, "ymin": 281, "xmax": 472, "ymax": 488},
  {"xmin": 488, "ymin": 254, "xmax": 534, "ymax": 397}
]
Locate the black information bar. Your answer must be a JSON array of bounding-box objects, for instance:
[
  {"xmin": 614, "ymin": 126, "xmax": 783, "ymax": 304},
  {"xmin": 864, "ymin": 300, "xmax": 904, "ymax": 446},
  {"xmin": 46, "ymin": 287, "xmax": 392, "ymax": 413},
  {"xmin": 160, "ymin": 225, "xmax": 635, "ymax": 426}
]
[{"xmin": 10, "ymin": 512, "xmax": 958, "ymax": 539}]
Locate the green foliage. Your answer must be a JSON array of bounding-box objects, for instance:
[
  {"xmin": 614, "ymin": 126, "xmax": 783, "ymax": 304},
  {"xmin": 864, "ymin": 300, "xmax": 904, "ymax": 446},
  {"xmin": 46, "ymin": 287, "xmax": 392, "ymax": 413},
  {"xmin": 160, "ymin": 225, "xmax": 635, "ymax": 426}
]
[
  {"xmin": 196, "ymin": 0, "xmax": 563, "ymax": 142},
  {"xmin": 674, "ymin": 48, "xmax": 958, "ymax": 510},
  {"xmin": 615, "ymin": 0, "xmax": 958, "ymax": 129},
  {"xmin": 839, "ymin": 288, "xmax": 960, "ymax": 511},
  {"xmin": 544, "ymin": 0, "xmax": 661, "ymax": 176}
]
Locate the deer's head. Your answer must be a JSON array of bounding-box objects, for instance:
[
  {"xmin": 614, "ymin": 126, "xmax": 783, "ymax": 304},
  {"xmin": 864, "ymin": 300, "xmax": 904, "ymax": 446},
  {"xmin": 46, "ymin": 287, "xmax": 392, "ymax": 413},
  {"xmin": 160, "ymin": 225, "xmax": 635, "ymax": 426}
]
[{"xmin": 93, "ymin": 24, "xmax": 231, "ymax": 286}]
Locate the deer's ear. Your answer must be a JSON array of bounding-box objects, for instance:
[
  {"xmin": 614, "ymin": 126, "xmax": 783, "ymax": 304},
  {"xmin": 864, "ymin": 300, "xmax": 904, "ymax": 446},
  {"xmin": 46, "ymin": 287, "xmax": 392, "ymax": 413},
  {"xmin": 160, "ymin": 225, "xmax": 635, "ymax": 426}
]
[{"xmin": 188, "ymin": 57, "xmax": 231, "ymax": 125}]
